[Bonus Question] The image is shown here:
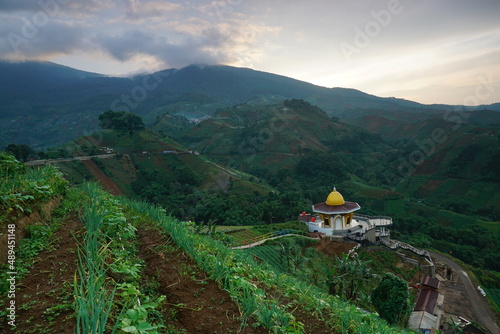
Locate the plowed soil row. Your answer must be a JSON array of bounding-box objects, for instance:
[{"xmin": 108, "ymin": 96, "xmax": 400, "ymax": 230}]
[
  {"xmin": 2, "ymin": 216, "xmax": 80, "ymax": 334},
  {"xmin": 136, "ymin": 225, "xmax": 267, "ymax": 333},
  {"xmin": 81, "ymin": 158, "xmax": 123, "ymax": 196}
]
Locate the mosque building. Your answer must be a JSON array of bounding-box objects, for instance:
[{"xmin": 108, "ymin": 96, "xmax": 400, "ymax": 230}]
[{"xmin": 298, "ymin": 188, "xmax": 392, "ymax": 243}]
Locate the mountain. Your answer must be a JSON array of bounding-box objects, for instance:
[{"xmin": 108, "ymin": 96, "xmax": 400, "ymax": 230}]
[{"xmin": 2, "ymin": 60, "xmax": 484, "ymax": 150}]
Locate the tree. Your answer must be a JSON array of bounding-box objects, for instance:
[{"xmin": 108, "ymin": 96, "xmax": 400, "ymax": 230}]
[
  {"xmin": 323, "ymin": 253, "xmax": 371, "ymax": 301},
  {"xmin": 3, "ymin": 144, "xmax": 36, "ymax": 162},
  {"xmin": 371, "ymin": 273, "xmax": 411, "ymax": 325},
  {"xmin": 98, "ymin": 110, "xmax": 145, "ymax": 136}
]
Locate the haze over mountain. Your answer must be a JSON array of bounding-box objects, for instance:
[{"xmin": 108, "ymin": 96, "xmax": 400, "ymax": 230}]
[{"xmin": 1, "ymin": 60, "xmax": 499, "ymax": 150}]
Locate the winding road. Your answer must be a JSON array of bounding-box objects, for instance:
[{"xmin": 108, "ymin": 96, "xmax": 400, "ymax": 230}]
[{"xmin": 429, "ymin": 251, "xmax": 500, "ymax": 334}]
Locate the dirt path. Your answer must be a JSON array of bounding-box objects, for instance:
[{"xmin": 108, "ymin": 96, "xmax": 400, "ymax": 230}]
[
  {"xmin": 25, "ymin": 154, "xmax": 117, "ymax": 166},
  {"xmin": 2, "ymin": 217, "xmax": 80, "ymax": 334},
  {"xmin": 81, "ymin": 158, "xmax": 124, "ymax": 196},
  {"xmin": 137, "ymin": 225, "xmax": 267, "ymax": 334},
  {"xmin": 429, "ymin": 251, "xmax": 500, "ymax": 334}
]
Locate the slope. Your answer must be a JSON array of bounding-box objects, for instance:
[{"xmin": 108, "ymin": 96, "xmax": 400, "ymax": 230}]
[{"xmin": 44, "ymin": 128, "xmax": 272, "ymax": 200}]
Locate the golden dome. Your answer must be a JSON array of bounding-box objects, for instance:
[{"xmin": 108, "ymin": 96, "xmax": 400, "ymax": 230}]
[{"xmin": 326, "ymin": 187, "xmax": 345, "ymax": 206}]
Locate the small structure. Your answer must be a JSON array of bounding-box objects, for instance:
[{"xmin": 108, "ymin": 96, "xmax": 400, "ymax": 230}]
[
  {"xmin": 298, "ymin": 188, "xmax": 392, "ymax": 242},
  {"xmin": 408, "ymin": 276, "xmax": 444, "ymax": 333},
  {"xmin": 101, "ymin": 147, "xmax": 114, "ymax": 154}
]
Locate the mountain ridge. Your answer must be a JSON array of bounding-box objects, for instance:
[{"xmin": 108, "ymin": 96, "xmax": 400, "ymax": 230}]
[{"xmin": 0, "ymin": 60, "xmax": 498, "ymax": 150}]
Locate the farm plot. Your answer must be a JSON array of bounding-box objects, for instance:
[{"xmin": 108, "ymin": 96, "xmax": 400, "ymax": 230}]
[{"xmin": 245, "ymin": 245, "xmax": 288, "ymax": 273}]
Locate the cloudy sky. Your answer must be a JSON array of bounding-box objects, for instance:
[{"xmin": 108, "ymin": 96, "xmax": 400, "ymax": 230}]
[{"xmin": 1, "ymin": 0, "xmax": 499, "ymax": 105}]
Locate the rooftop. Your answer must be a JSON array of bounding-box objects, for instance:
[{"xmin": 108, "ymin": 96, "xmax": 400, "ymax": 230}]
[
  {"xmin": 313, "ymin": 201, "xmax": 361, "ymax": 214},
  {"xmin": 421, "ymin": 276, "xmax": 440, "ymax": 290},
  {"xmin": 414, "ymin": 289, "xmax": 439, "ymax": 314}
]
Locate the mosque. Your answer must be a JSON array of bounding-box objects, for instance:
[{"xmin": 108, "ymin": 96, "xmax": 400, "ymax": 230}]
[{"xmin": 298, "ymin": 188, "xmax": 392, "ymax": 243}]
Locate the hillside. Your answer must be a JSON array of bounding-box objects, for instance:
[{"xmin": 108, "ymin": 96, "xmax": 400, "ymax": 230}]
[
  {"xmin": 32, "ymin": 105, "xmax": 500, "ymax": 274},
  {"xmin": 34, "ymin": 127, "xmax": 276, "ymax": 217},
  {"xmin": 155, "ymin": 99, "xmax": 391, "ymax": 172},
  {"xmin": 1, "ymin": 154, "xmax": 414, "ymax": 333},
  {"xmin": 347, "ymin": 114, "xmax": 500, "ymax": 221}
]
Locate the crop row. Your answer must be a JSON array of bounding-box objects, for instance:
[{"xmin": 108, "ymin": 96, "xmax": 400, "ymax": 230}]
[{"xmin": 75, "ymin": 183, "xmax": 164, "ymax": 334}]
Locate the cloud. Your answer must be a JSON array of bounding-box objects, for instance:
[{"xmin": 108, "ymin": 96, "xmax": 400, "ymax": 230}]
[
  {"xmin": 0, "ymin": 0, "xmax": 279, "ymax": 69},
  {"xmin": 0, "ymin": 14, "xmax": 85, "ymax": 60},
  {"xmin": 0, "ymin": 0, "xmax": 498, "ymax": 104},
  {"xmin": 93, "ymin": 19, "xmax": 279, "ymax": 69}
]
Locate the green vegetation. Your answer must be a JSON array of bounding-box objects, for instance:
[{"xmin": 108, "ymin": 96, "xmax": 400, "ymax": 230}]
[
  {"xmin": 98, "ymin": 110, "xmax": 146, "ymax": 136},
  {"xmin": 74, "ymin": 184, "xmax": 166, "ymax": 334},
  {"xmin": 74, "ymin": 198, "xmax": 116, "ymax": 334},
  {"xmin": 371, "ymin": 273, "xmax": 411, "ymax": 326},
  {"xmin": 2, "ymin": 61, "xmax": 500, "ymax": 331},
  {"xmin": 3, "ymin": 144, "xmax": 37, "ymax": 162},
  {"xmin": 0, "ymin": 154, "xmax": 412, "ymax": 332},
  {"xmin": 0, "ymin": 152, "xmax": 67, "ymax": 222}
]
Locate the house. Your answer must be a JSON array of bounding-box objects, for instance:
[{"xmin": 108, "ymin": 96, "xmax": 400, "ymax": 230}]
[
  {"xmin": 408, "ymin": 276, "xmax": 444, "ymax": 333},
  {"xmin": 298, "ymin": 188, "xmax": 392, "ymax": 243}
]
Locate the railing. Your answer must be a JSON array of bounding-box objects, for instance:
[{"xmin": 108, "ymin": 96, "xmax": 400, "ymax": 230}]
[
  {"xmin": 378, "ymin": 239, "xmax": 433, "ymax": 263},
  {"xmin": 353, "ymin": 214, "xmax": 371, "ymax": 221},
  {"xmin": 346, "ymin": 235, "xmax": 366, "ymax": 242},
  {"xmin": 376, "ymin": 231, "xmax": 391, "ymax": 237},
  {"xmin": 353, "ymin": 214, "xmax": 393, "ymax": 226},
  {"xmin": 329, "ymin": 225, "xmax": 364, "ymax": 236}
]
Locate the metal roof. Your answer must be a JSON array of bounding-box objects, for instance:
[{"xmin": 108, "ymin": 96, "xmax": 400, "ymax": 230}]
[
  {"xmin": 408, "ymin": 311, "xmax": 438, "ymax": 330},
  {"xmin": 421, "ymin": 276, "xmax": 440, "ymax": 290},
  {"xmin": 414, "ymin": 289, "xmax": 439, "ymax": 314}
]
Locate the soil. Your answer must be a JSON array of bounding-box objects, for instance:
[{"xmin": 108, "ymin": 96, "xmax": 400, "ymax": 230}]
[
  {"xmin": 81, "ymin": 158, "xmax": 124, "ymax": 196},
  {"xmin": 314, "ymin": 237, "xmax": 358, "ymax": 257},
  {"xmin": 1, "ymin": 216, "xmax": 81, "ymax": 334},
  {"xmin": 0, "ymin": 198, "xmax": 61, "ymax": 264},
  {"xmin": 136, "ymin": 225, "xmax": 267, "ymax": 334},
  {"xmin": 420, "ymin": 179, "xmax": 445, "ymax": 192}
]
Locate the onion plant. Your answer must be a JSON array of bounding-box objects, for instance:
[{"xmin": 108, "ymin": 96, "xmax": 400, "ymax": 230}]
[{"xmin": 74, "ymin": 204, "xmax": 115, "ymax": 334}]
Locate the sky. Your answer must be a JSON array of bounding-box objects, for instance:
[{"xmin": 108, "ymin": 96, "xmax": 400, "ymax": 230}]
[{"xmin": 0, "ymin": 0, "xmax": 499, "ymax": 105}]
